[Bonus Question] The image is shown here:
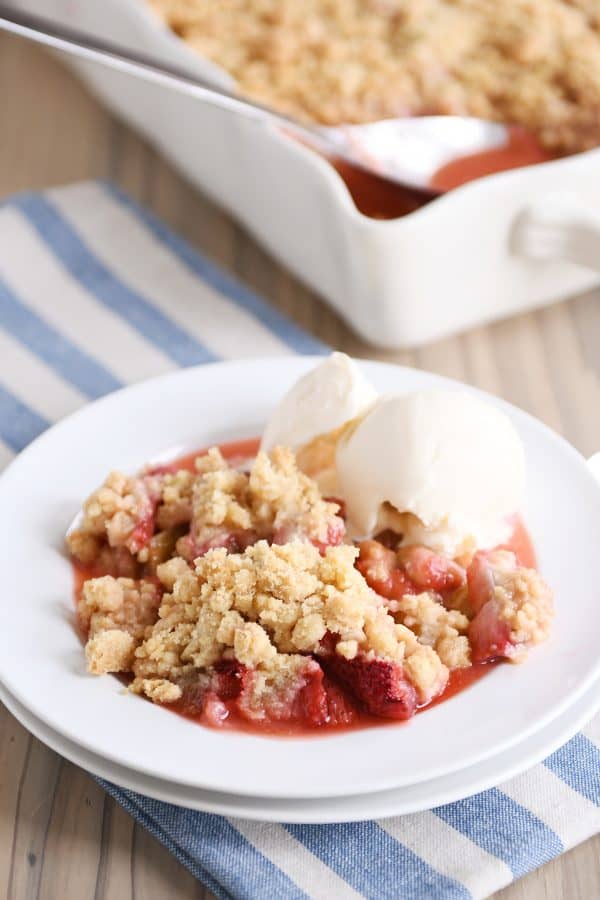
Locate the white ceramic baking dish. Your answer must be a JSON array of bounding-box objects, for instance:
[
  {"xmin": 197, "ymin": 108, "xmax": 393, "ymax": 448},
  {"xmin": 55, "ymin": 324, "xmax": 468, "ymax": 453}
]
[{"xmin": 19, "ymin": 0, "xmax": 600, "ymax": 347}]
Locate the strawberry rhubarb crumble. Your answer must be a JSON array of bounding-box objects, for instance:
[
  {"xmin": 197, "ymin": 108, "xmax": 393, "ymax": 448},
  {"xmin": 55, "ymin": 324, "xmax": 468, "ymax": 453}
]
[{"xmin": 68, "ymin": 355, "xmax": 554, "ymax": 734}]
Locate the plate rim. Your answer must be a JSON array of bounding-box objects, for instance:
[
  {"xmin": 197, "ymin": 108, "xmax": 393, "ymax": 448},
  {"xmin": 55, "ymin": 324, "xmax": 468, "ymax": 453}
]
[{"xmin": 1, "ymin": 671, "xmax": 598, "ymax": 824}]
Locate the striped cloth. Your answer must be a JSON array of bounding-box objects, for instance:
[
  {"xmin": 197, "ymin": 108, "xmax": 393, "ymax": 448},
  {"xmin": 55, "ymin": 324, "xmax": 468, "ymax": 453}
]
[{"xmin": 1, "ymin": 181, "xmax": 598, "ymax": 900}]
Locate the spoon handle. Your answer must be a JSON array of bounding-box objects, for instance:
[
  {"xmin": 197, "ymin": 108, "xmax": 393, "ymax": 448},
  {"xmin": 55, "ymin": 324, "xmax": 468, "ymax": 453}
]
[{"xmin": 0, "ymin": 5, "xmax": 325, "ymax": 147}]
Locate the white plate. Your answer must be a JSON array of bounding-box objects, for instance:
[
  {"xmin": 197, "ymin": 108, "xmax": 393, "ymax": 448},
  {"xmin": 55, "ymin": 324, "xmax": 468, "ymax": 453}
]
[
  {"xmin": 0, "ymin": 358, "xmax": 599, "ymax": 800},
  {"xmin": 1, "ymin": 672, "xmax": 598, "ymax": 824}
]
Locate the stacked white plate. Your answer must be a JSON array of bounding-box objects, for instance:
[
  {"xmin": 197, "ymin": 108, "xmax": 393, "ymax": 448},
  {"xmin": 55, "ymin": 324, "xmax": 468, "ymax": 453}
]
[{"xmin": 1, "ymin": 358, "xmax": 599, "ymax": 823}]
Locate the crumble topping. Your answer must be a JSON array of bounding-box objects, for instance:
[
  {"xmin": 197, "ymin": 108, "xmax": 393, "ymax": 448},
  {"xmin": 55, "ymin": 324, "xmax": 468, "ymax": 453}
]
[
  {"xmin": 397, "ymin": 592, "xmax": 471, "ymax": 669},
  {"xmin": 403, "ymin": 643, "xmax": 449, "ymax": 705},
  {"xmin": 79, "ymin": 576, "xmax": 163, "ymax": 674},
  {"xmin": 126, "ymin": 540, "xmax": 451, "ymax": 707},
  {"xmin": 133, "ymin": 677, "xmax": 183, "ymax": 703},
  {"xmin": 149, "ymin": 0, "xmax": 600, "ymax": 155},
  {"xmin": 85, "ymin": 630, "xmax": 136, "ymax": 675},
  {"xmin": 72, "ymin": 471, "xmax": 160, "ymax": 555},
  {"xmin": 486, "ymin": 550, "xmax": 554, "ymax": 651},
  {"xmin": 68, "ymin": 446, "xmax": 344, "ymax": 572},
  {"xmin": 249, "ymin": 446, "xmax": 341, "ymax": 542},
  {"xmin": 466, "ymin": 549, "xmax": 555, "ymax": 663},
  {"xmin": 154, "ymin": 469, "xmax": 195, "ymax": 530},
  {"xmin": 133, "ymin": 541, "xmax": 406, "ymax": 671}
]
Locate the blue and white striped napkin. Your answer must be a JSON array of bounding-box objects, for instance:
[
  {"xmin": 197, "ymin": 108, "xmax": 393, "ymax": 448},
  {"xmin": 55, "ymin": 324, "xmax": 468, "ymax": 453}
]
[{"xmin": 1, "ymin": 181, "xmax": 598, "ymax": 900}]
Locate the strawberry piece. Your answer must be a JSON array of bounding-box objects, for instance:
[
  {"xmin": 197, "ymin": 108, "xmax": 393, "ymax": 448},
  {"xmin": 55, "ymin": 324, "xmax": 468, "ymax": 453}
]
[
  {"xmin": 323, "ymin": 680, "xmax": 357, "ymax": 726},
  {"xmin": 212, "ymin": 659, "xmax": 247, "ymax": 700},
  {"xmin": 398, "ymin": 546, "xmax": 466, "ymax": 593},
  {"xmin": 322, "ymin": 654, "xmax": 417, "ymax": 719},
  {"xmin": 178, "ymin": 660, "xmax": 247, "ymax": 717},
  {"xmin": 468, "ymin": 599, "xmax": 513, "ymax": 662},
  {"xmin": 298, "ymin": 664, "xmax": 330, "ymax": 726}
]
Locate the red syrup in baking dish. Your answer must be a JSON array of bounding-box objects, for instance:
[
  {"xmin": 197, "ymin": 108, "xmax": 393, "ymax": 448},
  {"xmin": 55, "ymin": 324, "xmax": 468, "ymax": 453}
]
[
  {"xmin": 71, "ymin": 438, "xmax": 534, "ymax": 736},
  {"xmin": 329, "ymin": 126, "xmax": 552, "ymax": 220}
]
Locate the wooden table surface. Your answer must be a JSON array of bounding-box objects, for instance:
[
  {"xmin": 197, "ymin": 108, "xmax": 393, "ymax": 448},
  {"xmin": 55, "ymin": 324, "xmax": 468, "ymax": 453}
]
[{"xmin": 1, "ymin": 32, "xmax": 599, "ymax": 900}]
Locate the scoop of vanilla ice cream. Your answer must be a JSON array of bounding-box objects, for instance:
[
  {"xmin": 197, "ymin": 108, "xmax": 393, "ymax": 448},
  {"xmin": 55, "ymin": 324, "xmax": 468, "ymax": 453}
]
[
  {"xmin": 336, "ymin": 390, "xmax": 525, "ymax": 555},
  {"xmin": 261, "ymin": 353, "xmax": 378, "ymax": 452}
]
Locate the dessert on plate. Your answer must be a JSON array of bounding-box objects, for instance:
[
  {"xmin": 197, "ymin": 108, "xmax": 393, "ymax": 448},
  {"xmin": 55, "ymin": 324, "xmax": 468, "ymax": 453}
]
[{"xmin": 68, "ymin": 354, "xmax": 553, "ymax": 734}]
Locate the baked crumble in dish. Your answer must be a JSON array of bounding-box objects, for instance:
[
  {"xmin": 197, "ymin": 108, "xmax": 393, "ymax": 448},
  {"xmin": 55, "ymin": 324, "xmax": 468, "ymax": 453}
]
[
  {"xmin": 148, "ymin": 0, "xmax": 600, "ymax": 156},
  {"xmin": 68, "ymin": 356, "xmax": 554, "ymax": 735}
]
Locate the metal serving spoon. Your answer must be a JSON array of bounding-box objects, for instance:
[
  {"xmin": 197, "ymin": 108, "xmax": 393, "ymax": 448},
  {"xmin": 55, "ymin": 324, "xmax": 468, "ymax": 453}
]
[{"xmin": 0, "ymin": 4, "xmax": 512, "ymax": 197}]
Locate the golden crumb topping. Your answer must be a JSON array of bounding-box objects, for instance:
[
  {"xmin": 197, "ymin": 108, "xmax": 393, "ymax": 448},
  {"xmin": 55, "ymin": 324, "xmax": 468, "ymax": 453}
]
[
  {"xmin": 68, "ymin": 445, "xmax": 344, "ymax": 575},
  {"xmin": 85, "ymin": 630, "xmax": 136, "ymax": 675},
  {"xmin": 69, "ymin": 471, "xmax": 159, "ymax": 555},
  {"xmin": 397, "ymin": 592, "xmax": 471, "ymax": 669},
  {"xmin": 149, "ymin": 0, "xmax": 600, "ymax": 154},
  {"xmin": 78, "ymin": 576, "xmax": 162, "ymax": 675},
  {"xmin": 489, "ymin": 551, "xmax": 554, "ymax": 654},
  {"xmin": 79, "ymin": 576, "xmax": 162, "ymax": 642},
  {"xmin": 127, "ymin": 540, "xmax": 454, "ymax": 705},
  {"xmin": 134, "ymin": 542, "xmax": 401, "ymax": 673}
]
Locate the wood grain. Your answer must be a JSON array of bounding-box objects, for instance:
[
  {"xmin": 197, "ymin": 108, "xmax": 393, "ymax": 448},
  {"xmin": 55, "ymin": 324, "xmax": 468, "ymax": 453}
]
[{"xmin": 0, "ymin": 31, "xmax": 598, "ymax": 900}]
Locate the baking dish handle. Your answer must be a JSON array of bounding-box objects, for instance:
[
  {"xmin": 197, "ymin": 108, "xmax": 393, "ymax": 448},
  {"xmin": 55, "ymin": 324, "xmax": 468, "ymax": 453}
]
[{"xmin": 513, "ymin": 194, "xmax": 600, "ymax": 273}]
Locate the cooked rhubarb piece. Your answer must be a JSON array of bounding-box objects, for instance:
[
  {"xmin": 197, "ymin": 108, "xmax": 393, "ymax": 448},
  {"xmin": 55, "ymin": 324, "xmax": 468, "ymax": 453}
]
[
  {"xmin": 467, "ymin": 550, "xmax": 553, "ymax": 662},
  {"xmin": 176, "ymin": 527, "xmax": 259, "ymax": 562},
  {"xmin": 466, "ymin": 551, "xmax": 496, "ymax": 615},
  {"xmin": 357, "ymin": 539, "xmax": 465, "ymax": 600},
  {"xmin": 127, "ymin": 483, "xmax": 160, "ymax": 554},
  {"xmin": 397, "ymin": 546, "xmax": 466, "ymax": 593},
  {"xmin": 468, "ymin": 599, "xmax": 514, "ymax": 662},
  {"xmin": 321, "ymin": 654, "xmax": 417, "ymax": 719},
  {"xmin": 357, "ymin": 540, "xmax": 416, "ymax": 599}
]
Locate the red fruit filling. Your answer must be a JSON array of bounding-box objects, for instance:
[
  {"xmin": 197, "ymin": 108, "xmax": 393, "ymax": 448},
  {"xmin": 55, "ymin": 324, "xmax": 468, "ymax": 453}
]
[
  {"xmin": 466, "ymin": 552, "xmax": 520, "ymax": 662},
  {"xmin": 320, "ymin": 654, "xmax": 417, "ymax": 720},
  {"xmin": 466, "ymin": 551, "xmax": 497, "ymax": 614},
  {"xmin": 178, "ymin": 527, "xmax": 260, "ymax": 562},
  {"xmin": 398, "ymin": 546, "xmax": 466, "ymax": 593},
  {"xmin": 357, "ymin": 540, "xmax": 416, "ymax": 599},
  {"xmin": 357, "ymin": 539, "xmax": 465, "ymax": 600},
  {"xmin": 125, "ymin": 476, "xmax": 162, "ymax": 555},
  {"xmin": 468, "ymin": 599, "xmax": 513, "ymax": 662}
]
